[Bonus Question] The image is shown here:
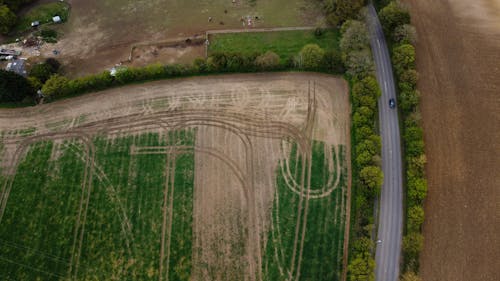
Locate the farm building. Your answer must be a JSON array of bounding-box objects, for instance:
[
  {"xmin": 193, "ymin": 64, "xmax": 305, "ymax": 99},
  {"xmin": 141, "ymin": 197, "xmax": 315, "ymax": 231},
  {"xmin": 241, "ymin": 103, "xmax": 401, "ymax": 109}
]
[{"xmin": 5, "ymin": 59, "xmax": 27, "ymax": 76}]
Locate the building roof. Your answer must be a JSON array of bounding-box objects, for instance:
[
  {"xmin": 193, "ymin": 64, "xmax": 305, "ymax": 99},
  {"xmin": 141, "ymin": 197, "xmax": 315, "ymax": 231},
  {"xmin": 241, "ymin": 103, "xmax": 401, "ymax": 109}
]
[
  {"xmin": 52, "ymin": 16, "xmax": 62, "ymax": 23},
  {"xmin": 5, "ymin": 59, "xmax": 27, "ymax": 76}
]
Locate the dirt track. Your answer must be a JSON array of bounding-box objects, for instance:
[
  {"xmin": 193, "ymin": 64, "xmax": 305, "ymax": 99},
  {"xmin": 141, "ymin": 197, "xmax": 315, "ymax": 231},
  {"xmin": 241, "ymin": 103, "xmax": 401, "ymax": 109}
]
[
  {"xmin": 0, "ymin": 73, "xmax": 351, "ymax": 280},
  {"xmin": 404, "ymin": 1, "xmax": 500, "ymax": 280}
]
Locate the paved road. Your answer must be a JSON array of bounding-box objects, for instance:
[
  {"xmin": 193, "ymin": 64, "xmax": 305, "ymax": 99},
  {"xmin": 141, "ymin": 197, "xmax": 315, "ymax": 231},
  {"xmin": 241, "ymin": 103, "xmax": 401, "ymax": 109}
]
[{"xmin": 367, "ymin": 4, "xmax": 404, "ymax": 281}]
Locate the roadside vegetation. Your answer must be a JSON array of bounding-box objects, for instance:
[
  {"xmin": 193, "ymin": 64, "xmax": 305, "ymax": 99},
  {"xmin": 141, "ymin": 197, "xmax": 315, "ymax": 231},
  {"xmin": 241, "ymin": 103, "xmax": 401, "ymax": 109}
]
[{"xmin": 378, "ymin": 1, "xmax": 426, "ymax": 280}]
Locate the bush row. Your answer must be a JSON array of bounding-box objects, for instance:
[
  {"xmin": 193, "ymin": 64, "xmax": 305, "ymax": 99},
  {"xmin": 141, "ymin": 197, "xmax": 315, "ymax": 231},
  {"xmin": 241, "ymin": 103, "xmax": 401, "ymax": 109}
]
[
  {"xmin": 342, "ymin": 18, "xmax": 382, "ymax": 281},
  {"xmin": 39, "ymin": 46, "xmax": 345, "ymax": 101},
  {"xmin": 382, "ymin": 1, "xmax": 426, "ymax": 279}
]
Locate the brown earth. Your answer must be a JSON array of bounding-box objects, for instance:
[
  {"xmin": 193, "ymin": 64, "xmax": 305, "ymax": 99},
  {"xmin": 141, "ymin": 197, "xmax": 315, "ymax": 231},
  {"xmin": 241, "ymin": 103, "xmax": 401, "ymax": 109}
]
[
  {"xmin": 403, "ymin": 1, "xmax": 500, "ymax": 280},
  {"xmin": 0, "ymin": 73, "xmax": 351, "ymax": 280},
  {"xmin": 32, "ymin": 0, "xmax": 321, "ymax": 77}
]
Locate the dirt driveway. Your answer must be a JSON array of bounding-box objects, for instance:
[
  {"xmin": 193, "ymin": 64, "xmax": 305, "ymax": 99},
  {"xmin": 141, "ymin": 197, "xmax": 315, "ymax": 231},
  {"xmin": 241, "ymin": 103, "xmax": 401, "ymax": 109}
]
[{"xmin": 403, "ymin": 1, "xmax": 500, "ymax": 280}]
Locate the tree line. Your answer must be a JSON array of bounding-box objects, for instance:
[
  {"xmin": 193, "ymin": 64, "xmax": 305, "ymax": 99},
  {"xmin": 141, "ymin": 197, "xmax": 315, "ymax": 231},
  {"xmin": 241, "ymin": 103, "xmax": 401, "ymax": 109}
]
[
  {"xmin": 380, "ymin": 1, "xmax": 426, "ymax": 281},
  {"xmin": 0, "ymin": 0, "xmax": 36, "ymax": 34}
]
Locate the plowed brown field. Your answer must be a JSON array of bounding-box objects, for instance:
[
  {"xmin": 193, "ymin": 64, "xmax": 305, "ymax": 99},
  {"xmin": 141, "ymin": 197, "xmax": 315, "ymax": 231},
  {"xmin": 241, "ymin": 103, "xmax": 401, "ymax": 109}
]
[{"xmin": 404, "ymin": 1, "xmax": 500, "ymax": 280}]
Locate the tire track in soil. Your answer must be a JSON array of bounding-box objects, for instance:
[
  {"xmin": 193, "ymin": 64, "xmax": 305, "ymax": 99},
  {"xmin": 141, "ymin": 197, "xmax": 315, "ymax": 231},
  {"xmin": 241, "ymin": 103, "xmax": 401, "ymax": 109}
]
[{"xmin": 0, "ymin": 74, "xmax": 351, "ymax": 280}]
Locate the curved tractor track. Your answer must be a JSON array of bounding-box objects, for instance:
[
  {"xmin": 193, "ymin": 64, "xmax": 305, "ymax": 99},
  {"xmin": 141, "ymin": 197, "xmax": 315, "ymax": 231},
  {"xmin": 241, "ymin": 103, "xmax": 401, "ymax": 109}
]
[{"xmin": 0, "ymin": 73, "xmax": 351, "ymax": 281}]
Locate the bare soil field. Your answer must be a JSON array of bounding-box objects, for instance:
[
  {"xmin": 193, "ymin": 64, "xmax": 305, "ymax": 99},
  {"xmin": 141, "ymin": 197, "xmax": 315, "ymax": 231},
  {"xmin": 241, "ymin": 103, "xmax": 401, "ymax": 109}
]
[
  {"xmin": 403, "ymin": 1, "xmax": 500, "ymax": 280},
  {"xmin": 33, "ymin": 0, "xmax": 322, "ymax": 77},
  {"xmin": 0, "ymin": 73, "xmax": 351, "ymax": 280}
]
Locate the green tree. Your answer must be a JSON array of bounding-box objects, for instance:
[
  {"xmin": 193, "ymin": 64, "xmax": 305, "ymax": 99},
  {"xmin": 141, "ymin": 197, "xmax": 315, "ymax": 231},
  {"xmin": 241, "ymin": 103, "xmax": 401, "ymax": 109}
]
[
  {"xmin": 399, "ymin": 69, "xmax": 419, "ymax": 88},
  {"xmin": 407, "ymin": 175, "xmax": 427, "ymax": 203},
  {"xmin": 352, "ymin": 237, "xmax": 374, "ymax": 256},
  {"xmin": 299, "ymin": 44, "xmax": 325, "ymax": 69},
  {"xmin": 255, "ymin": 51, "xmax": 280, "ymax": 70},
  {"xmin": 400, "ymin": 271, "xmax": 422, "ymax": 281},
  {"xmin": 356, "ymin": 125, "xmax": 375, "ymax": 140},
  {"xmin": 407, "ymin": 205, "xmax": 424, "ymax": 232},
  {"xmin": 352, "ymin": 76, "xmax": 381, "ymax": 108},
  {"xmin": 353, "ymin": 106, "xmax": 374, "ymax": 128},
  {"xmin": 399, "ymin": 89, "xmax": 420, "ymax": 113},
  {"xmin": 344, "ymin": 49, "xmax": 375, "ymax": 79},
  {"xmin": 0, "ymin": 69, "xmax": 35, "ymax": 102},
  {"xmin": 325, "ymin": 0, "xmax": 366, "ymax": 26},
  {"xmin": 407, "ymin": 154, "xmax": 426, "ymax": 178},
  {"xmin": 379, "ymin": 1, "xmax": 411, "ymax": 34},
  {"xmin": 29, "ymin": 63, "xmax": 55, "ymax": 83},
  {"xmin": 392, "ymin": 44, "xmax": 416, "ymax": 75},
  {"xmin": 27, "ymin": 76, "xmax": 42, "ymax": 90},
  {"xmin": 322, "ymin": 49, "xmax": 345, "ymax": 73},
  {"xmin": 0, "ymin": 4, "xmax": 16, "ymax": 34},
  {"xmin": 45, "ymin": 58, "xmax": 61, "ymax": 72},
  {"xmin": 41, "ymin": 74, "xmax": 70, "ymax": 98},
  {"xmin": 393, "ymin": 24, "xmax": 417, "ymax": 45},
  {"xmin": 360, "ymin": 165, "xmax": 383, "ymax": 193},
  {"xmin": 403, "ymin": 232, "xmax": 424, "ymax": 258},
  {"xmin": 348, "ymin": 253, "xmax": 375, "ymax": 281},
  {"xmin": 340, "ymin": 20, "xmax": 369, "ymax": 52}
]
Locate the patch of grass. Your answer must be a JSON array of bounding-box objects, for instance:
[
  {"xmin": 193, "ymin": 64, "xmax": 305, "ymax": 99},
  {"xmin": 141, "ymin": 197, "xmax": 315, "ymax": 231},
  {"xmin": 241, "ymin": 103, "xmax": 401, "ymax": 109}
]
[
  {"xmin": 14, "ymin": 2, "xmax": 70, "ymax": 33},
  {"xmin": 0, "ymin": 131, "xmax": 196, "ymax": 280},
  {"xmin": 208, "ymin": 29, "xmax": 341, "ymax": 63},
  {"xmin": 0, "ymin": 141, "xmax": 86, "ymax": 279}
]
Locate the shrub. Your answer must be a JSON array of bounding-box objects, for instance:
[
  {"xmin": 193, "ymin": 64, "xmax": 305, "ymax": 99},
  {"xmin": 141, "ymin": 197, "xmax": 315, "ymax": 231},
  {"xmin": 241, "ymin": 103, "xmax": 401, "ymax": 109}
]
[
  {"xmin": 407, "ymin": 175, "xmax": 427, "ymax": 204},
  {"xmin": 0, "ymin": 69, "xmax": 35, "ymax": 102},
  {"xmin": 402, "ymin": 232, "xmax": 424, "ymax": 264},
  {"xmin": 399, "ymin": 89, "xmax": 420, "ymax": 113},
  {"xmin": 348, "ymin": 252, "xmax": 375, "ymax": 281},
  {"xmin": 393, "ymin": 24, "xmax": 417, "ymax": 45},
  {"xmin": 29, "ymin": 63, "xmax": 56, "ymax": 83},
  {"xmin": 379, "ymin": 1, "xmax": 411, "ymax": 34},
  {"xmin": 392, "ymin": 44, "xmax": 416, "ymax": 75},
  {"xmin": 340, "ymin": 20, "xmax": 370, "ymax": 52},
  {"xmin": 40, "ymin": 28, "xmax": 58, "ymax": 42},
  {"xmin": 255, "ymin": 51, "xmax": 281, "ymax": 70},
  {"xmin": 399, "ymin": 69, "xmax": 419, "ymax": 88},
  {"xmin": 400, "ymin": 271, "xmax": 422, "ymax": 281},
  {"xmin": 352, "ymin": 237, "xmax": 374, "ymax": 256},
  {"xmin": 45, "ymin": 58, "xmax": 61, "ymax": 72},
  {"xmin": 407, "ymin": 205, "xmax": 424, "ymax": 232},
  {"xmin": 298, "ymin": 44, "xmax": 325, "ymax": 70},
  {"xmin": 344, "ymin": 49, "xmax": 375, "ymax": 79},
  {"xmin": 41, "ymin": 74, "xmax": 70, "ymax": 98},
  {"xmin": 27, "ymin": 76, "xmax": 42, "ymax": 91},
  {"xmin": 360, "ymin": 165, "xmax": 383, "ymax": 194},
  {"xmin": 322, "ymin": 49, "xmax": 345, "ymax": 73},
  {"xmin": 352, "ymin": 76, "xmax": 381, "ymax": 108},
  {"xmin": 0, "ymin": 5, "xmax": 16, "ymax": 34}
]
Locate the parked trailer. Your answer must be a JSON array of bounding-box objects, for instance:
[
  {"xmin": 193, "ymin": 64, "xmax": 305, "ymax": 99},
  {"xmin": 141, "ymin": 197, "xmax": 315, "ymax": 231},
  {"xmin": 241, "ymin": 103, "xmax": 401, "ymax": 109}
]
[{"xmin": 0, "ymin": 49, "xmax": 21, "ymax": 56}]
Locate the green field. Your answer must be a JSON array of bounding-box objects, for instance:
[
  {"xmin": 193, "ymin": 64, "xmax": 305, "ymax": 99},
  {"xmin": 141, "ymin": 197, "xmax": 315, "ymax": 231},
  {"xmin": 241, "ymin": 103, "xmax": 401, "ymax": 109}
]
[
  {"xmin": 208, "ymin": 29, "xmax": 341, "ymax": 62},
  {"xmin": 0, "ymin": 133, "xmax": 347, "ymax": 280},
  {"xmin": 263, "ymin": 141, "xmax": 348, "ymax": 281}
]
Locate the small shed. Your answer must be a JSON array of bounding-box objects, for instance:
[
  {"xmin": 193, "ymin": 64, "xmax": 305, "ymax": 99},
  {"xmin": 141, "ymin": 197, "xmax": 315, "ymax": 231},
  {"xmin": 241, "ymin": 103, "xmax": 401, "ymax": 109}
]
[
  {"xmin": 5, "ymin": 59, "xmax": 27, "ymax": 76},
  {"xmin": 31, "ymin": 21, "xmax": 40, "ymax": 27},
  {"xmin": 52, "ymin": 16, "xmax": 62, "ymax": 23}
]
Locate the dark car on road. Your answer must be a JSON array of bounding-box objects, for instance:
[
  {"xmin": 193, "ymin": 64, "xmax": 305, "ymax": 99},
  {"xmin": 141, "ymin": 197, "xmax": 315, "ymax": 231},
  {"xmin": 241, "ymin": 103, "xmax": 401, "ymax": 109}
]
[{"xmin": 389, "ymin": 98, "xmax": 396, "ymax": 109}]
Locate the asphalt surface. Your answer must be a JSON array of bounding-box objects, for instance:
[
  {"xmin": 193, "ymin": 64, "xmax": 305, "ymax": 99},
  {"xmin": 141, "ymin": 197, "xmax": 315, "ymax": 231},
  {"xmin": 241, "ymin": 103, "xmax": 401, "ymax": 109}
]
[{"xmin": 367, "ymin": 4, "xmax": 404, "ymax": 281}]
